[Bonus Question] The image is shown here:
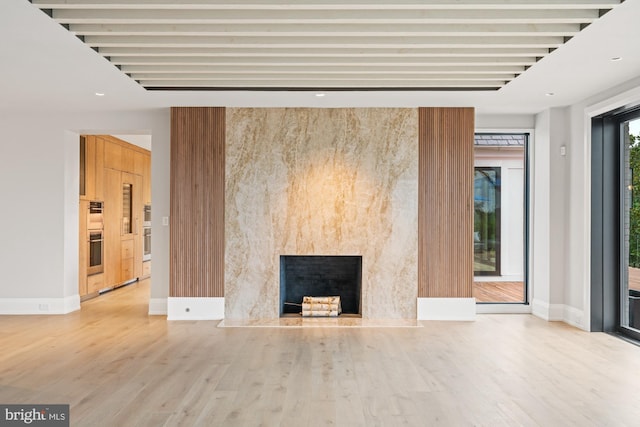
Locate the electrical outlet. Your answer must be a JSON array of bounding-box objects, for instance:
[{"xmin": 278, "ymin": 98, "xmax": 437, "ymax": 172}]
[
  {"xmin": 38, "ymin": 304, "xmax": 49, "ymax": 311},
  {"xmin": 162, "ymin": 216, "xmax": 169, "ymax": 226}
]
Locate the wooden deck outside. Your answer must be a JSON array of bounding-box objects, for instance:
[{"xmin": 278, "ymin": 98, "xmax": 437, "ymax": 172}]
[
  {"xmin": 628, "ymin": 267, "xmax": 640, "ymax": 291},
  {"xmin": 473, "ymin": 267, "xmax": 640, "ymax": 303},
  {"xmin": 473, "ymin": 281, "xmax": 524, "ymax": 303}
]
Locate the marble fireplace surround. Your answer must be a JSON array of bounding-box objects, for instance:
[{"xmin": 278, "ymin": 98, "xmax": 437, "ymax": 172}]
[{"xmin": 224, "ymin": 108, "xmax": 418, "ymax": 320}]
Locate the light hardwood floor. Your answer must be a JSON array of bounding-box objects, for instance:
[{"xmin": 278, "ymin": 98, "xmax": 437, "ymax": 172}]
[{"xmin": 1, "ymin": 280, "xmax": 640, "ymax": 426}]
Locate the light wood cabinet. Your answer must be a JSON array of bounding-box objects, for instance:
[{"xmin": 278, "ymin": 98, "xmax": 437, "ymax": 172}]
[
  {"xmin": 143, "ymin": 153, "xmax": 151, "ymax": 205},
  {"xmin": 134, "ymin": 151, "xmax": 146, "ymax": 176},
  {"xmin": 121, "ymin": 147, "xmax": 135, "ymax": 174},
  {"xmin": 104, "ymin": 168, "xmax": 122, "ymax": 288},
  {"xmin": 94, "ymin": 136, "xmax": 104, "ymax": 201},
  {"xmin": 104, "ymin": 140, "xmax": 122, "ymax": 171},
  {"xmin": 121, "ymin": 239, "xmax": 134, "ymax": 259},
  {"xmin": 87, "ymin": 273, "xmax": 105, "ymax": 294}
]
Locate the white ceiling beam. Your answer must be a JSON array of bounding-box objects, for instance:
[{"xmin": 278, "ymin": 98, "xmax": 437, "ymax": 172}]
[
  {"xmin": 110, "ymin": 56, "xmax": 538, "ymax": 66},
  {"xmin": 69, "ymin": 23, "xmax": 582, "ymax": 37},
  {"xmin": 121, "ymin": 65, "xmax": 524, "ymax": 74},
  {"xmin": 84, "ymin": 35, "xmax": 565, "ymax": 48},
  {"xmin": 136, "ymin": 79, "xmax": 505, "ymax": 88},
  {"xmin": 98, "ymin": 46, "xmax": 551, "ymax": 57},
  {"xmin": 132, "ymin": 73, "xmax": 515, "ymax": 81},
  {"xmin": 52, "ymin": 9, "xmax": 600, "ymax": 24},
  {"xmin": 32, "ymin": 0, "xmax": 620, "ymax": 11}
]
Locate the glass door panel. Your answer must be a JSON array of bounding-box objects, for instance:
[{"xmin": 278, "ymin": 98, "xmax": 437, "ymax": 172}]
[{"xmin": 624, "ymin": 118, "xmax": 640, "ymax": 330}]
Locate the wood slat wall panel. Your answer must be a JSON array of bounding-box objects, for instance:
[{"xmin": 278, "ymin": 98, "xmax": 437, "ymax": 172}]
[
  {"xmin": 418, "ymin": 107, "xmax": 474, "ymax": 298},
  {"xmin": 170, "ymin": 107, "xmax": 225, "ymax": 298}
]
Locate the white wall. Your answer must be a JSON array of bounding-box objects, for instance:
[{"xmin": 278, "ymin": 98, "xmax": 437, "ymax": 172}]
[
  {"xmin": 0, "ymin": 109, "xmax": 170, "ymax": 314},
  {"xmin": 530, "ymin": 107, "xmax": 570, "ymax": 322}
]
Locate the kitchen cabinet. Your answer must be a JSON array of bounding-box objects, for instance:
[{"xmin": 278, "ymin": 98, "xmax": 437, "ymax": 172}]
[
  {"xmin": 104, "ymin": 168, "xmax": 122, "ymax": 288},
  {"xmin": 142, "ymin": 153, "xmax": 151, "ymax": 205},
  {"xmin": 87, "ymin": 273, "xmax": 104, "ymax": 294},
  {"xmin": 80, "ymin": 136, "xmax": 104, "ymax": 202},
  {"xmin": 121, "ymin": 147, "xmax": 135, "ymax": 174},
  {"xmin": 104, "ymin": 139, "xmax": 122, "ymax": 171}
]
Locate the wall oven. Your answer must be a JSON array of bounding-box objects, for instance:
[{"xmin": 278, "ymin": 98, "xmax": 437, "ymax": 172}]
[
  {"xmin": 87, "ymin": 201, "xmax": 104, "ymax": 275},
  {"xmin": 143, "ymin": 204, "xmax": 151, "ymax": 261}
]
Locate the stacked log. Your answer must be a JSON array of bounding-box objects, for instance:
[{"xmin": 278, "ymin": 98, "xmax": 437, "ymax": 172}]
[{"xmin": 301, "ymin": 296, "xmax": 341, "ymax": 317}]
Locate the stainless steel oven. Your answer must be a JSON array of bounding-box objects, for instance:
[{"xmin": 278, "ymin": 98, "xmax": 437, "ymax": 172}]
[
  {"xmin": 143, "ymin": 228, "xmax": 151, "ymax": 261},
  {"xmin": 143, "ymin": 204, "xmax": 151, "ymax": 261},
  {"xmin": 88, "ymin": 230, "xmax": 104, "ymax": 275},
  {"xmin": 87, "ymin": 201, "xmax": 104, "ymax": 275}
]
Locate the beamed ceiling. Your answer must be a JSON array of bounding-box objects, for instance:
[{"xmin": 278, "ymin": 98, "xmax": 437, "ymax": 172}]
[{"xmin": 30, "ymin": 0, "xmax": 623, "ymax": 91}]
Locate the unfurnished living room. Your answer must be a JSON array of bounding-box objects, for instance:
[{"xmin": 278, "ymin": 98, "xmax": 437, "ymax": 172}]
[{"xmin": 1, "ymin": 0, "xmax": 640, "ymax": 426}]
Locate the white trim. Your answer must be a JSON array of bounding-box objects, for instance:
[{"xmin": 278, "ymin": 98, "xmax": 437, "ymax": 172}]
[
  {"xmin": 531, "ymin": 298, "xmax": 564, "ymax": 321},
  {"xmin": 476, "ymin": 303, "xmax": 531, "ymax": 314},
  {"xmin": 563, "ymin": 305, "xmax": 586, "ymax": 330},
  {"xmin": 417, "ymin": 298, "xmax": 476, "ymax": 321},
  {"xmin": 167, "ymin": 297, "xmax": 224, "ymax": 320},
  {"xmin": 148, "ymin": 298, "xmax": 168, "ymax": 316},
  {"xmin": 0, "ymin": 295, "xmax": 80, "ymax": 315}
]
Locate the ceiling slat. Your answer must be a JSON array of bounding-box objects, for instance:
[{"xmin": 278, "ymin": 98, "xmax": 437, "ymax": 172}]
[
  {"xmin": 84, "ymin": 35, "xmax": 566, "ymax": 48},
  {"xmin": 68, "ymin": 23, "xmax": 582, "ymax": 37},
  {"xmin": 51, "ymin": 9, "xmax": 601, "ymax": 24},
  {"xmin": 28, "ymin": 0, "xmax": 622, "ymax": 90},
  {"xmin": 32, "ymin": 0, "xmax": 620, "ymax": 10},
  {"xmin": 121, "ymin": 65, "xmax": 525, "ymax": 74},
  {"xmin": 98, "ymin": 46, "xmax": 552, "ymax": 57},
  {"xmin": 109, "ymin": 56, "xmax": 538, "ymax": 66}
]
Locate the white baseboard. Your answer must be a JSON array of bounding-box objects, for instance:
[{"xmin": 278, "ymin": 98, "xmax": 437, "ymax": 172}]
[
  {"xmin": 563, "ymin": 305, "xmax": 586, "ymax": 330},
  {"xmin": 167, "ymin": 297, "xmax": 224, "ymax": 320},
  {"xmin": 417, "ymin": 298, "xmax": 476, "ymax": 321},
  {"xmin": 0, "ymin": 295, "xmax": 80, "ymax": 315},
  {"xmin": 148, "ymin": 298, "xmax": 168, "ymax": 316},
  {"xmin": 531, "ymin": 299, "xmax": 564, "ymax": 321}
]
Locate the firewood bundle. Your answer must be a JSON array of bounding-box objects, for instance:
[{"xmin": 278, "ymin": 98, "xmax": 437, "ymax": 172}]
[{"xmin": 301, "ymin": 296, "xmax": 342, "ymax": 317}]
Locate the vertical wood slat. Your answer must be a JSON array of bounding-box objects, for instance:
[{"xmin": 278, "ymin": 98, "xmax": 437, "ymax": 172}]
[
  {"xmin": 170, "ymin": 107, "xmax": 225, "ymax": 298},
  {"xmin": 418, "ymin": 107, "xmax": 474, "ymax": 298}
]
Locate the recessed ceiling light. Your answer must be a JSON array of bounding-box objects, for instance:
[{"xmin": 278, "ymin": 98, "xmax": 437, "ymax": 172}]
[
  {"xmin": 315, "ymin": 93, "xmax": 326, "ymax": 97},
  {"xmin": 611, "ymin": 56, "xmax": 623, "ymax": 62},
  {"xmin": 546, "ymin": 92, "xmax": 555, "ymax": 97},
  {"xmin": 95, "ymin": 92, "xmax": 105, "ymax": 97}
]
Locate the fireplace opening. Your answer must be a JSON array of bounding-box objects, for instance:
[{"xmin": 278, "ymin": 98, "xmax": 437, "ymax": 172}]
[{"xmin": 280, "ymin": 255, "xmax": 362, "ymax": 317}]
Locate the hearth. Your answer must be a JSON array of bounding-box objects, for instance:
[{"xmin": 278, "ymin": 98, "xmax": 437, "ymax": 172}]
[{"xmin": 280, "ymin": 255, "xmax": 362, "ymax": 317}]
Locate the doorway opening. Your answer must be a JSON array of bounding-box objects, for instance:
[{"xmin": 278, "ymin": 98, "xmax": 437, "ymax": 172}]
[
  {"xmin": 473, "ymin": 133, "xmax": 529, "ymax": 304},
  {"xmin": 78, "ymin": 134, "xmax": 152, "ymax": 302}
]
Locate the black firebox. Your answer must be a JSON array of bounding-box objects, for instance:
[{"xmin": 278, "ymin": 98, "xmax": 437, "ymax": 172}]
[{"xmin": 280, "ymin": 255, "xmax": 362, "ymax": 316}]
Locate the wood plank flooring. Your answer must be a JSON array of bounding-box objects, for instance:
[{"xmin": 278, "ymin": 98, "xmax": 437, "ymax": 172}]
[
  {"xmin": 1, "ymin": 279, "xmax": 640, "ymax": 426},
  {"xmin": 473, "ymin": 281, "xmax": 525, "ymax": 302}
]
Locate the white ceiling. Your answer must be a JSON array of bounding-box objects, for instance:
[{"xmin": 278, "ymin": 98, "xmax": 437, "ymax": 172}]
[{"xmin": 1, "ymin": 0, "xmax": 640, "ymax": 115}]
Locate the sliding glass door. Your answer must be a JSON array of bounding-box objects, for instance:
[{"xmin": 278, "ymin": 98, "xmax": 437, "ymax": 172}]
[{"xmin": 592, "ymin": 109, "xmax": 640, "ymax": 340}]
